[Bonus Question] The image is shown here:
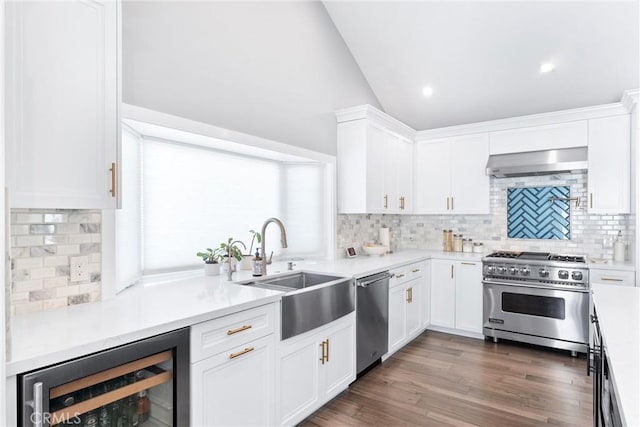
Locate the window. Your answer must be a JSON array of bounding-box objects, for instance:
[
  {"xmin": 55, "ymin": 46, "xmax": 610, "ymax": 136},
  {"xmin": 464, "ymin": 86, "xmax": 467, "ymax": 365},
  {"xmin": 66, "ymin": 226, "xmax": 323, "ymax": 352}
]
[{"xmin": 116, "ymin": 121, "xmax": 331, "ymax": 290}]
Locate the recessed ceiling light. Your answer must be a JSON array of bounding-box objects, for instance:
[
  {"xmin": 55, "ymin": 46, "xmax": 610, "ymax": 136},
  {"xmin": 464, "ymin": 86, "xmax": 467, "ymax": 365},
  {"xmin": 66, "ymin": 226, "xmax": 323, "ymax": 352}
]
[
  {"xmin": 540, "ymin": 62, "xmax": 555, "ymax": 73},
  {"xmin": 422, "ymin": 86, "xmax": 433, "ymax": 97}
]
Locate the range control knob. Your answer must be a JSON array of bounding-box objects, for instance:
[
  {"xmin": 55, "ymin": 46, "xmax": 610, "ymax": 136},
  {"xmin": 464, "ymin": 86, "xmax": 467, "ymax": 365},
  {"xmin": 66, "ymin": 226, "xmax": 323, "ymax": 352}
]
[
  {"xmin": 486, "ymin": 265, "xmax": 496, "ymax": 274},
  {"xmin": 539, "ymin": 268, "xmax": 549, "ymax": 278},
  {"xmin": 519, "ymin": 267, "xmax": 530, "ymax": 276},
  {"xmin": 497, "ymin": 266, "xmax": 507, "ymax": 274},
  {"xmin": 558, "ymin": 270, "xmax": 569, "ymax": 280},
  {"xmin": 509, "ymin": 266, "xmax": 518, "ymax": 275},
  {"xmin": 571, "ymin": 271, "xmax": 583, "ymax": 281}
]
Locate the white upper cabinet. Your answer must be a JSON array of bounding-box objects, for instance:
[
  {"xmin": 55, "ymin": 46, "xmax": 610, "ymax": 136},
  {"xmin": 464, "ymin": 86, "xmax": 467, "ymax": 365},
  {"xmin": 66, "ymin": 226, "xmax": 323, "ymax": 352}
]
[
  {"xmin": 336, "ymin": 106, "xmax": 414, "ymax": 214},
  {"xmin": 587, "ymin": 115, "xmax": 631, "ymax": 214},
  {"xmin": 414, "ymin": 133, "xmax": 490, "ymax": 215},
  {"xmin": 5, "ymin": 1, "xmax": 120, "ymax": 209},
  {"xmin": 489, "ymin": 121, "xmax": 587, "ymax": 154}
]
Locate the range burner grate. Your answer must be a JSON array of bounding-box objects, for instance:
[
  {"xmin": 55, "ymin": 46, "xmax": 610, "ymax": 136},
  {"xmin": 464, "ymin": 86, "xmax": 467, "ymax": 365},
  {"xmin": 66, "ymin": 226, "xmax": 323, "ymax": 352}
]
[{"xmin": 549, "ymin": 254, "xmax": 586, "ymax": 263}]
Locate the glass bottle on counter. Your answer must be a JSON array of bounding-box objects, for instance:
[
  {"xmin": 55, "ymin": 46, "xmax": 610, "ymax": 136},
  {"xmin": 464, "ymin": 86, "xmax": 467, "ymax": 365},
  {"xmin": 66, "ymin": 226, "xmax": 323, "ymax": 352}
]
[
  {"xmin": 453, "ymin": 234, "xmax": 463, "ymax": 252},
  {"xmin": 443, "ymin": 230, "xmax": 453, "ymax": 252},
  {"xmin": 462, "ymin": 238, "xmax": 473, "ymax": 253}
]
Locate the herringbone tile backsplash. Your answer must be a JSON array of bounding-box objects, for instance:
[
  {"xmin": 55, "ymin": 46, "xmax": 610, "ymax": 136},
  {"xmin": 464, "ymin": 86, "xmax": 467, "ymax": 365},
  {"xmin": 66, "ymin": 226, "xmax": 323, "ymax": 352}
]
[
  {"xmin": 337, "ymin": 173, "xmax": 635, "ymax": 261},
  {"xmin": 507, "ymin": 186, "xmax": 571, "ymax": 240}
]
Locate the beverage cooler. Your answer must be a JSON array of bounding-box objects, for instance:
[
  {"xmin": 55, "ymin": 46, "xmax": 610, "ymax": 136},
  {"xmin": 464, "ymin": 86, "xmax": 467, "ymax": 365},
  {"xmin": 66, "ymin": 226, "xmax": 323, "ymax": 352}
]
[{"xmin": 19, "ymin": 328, "xmax": 189, "ymax": 427}]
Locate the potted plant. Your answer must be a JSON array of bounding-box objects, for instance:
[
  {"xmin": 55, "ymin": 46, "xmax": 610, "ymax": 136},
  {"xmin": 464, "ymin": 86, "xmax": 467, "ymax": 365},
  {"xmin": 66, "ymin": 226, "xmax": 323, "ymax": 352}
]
[
  {"xmin": 196, "ymin": 247, "xmax": 224, "ymax": 276},
  {"xmin": 240, "ymin": 230, "xmax": 262, "ymax": 270},
  {"xmin": 221, "ymin": 238, "xmax": 246, "ymax": 273}
]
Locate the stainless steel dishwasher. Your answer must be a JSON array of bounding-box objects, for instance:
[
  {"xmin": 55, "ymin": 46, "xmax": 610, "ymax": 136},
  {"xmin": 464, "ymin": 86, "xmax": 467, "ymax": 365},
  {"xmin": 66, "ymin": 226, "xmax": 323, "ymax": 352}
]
[{"xmin": 356, "ymin": 271, "xmax": 391, "ymax": 374}]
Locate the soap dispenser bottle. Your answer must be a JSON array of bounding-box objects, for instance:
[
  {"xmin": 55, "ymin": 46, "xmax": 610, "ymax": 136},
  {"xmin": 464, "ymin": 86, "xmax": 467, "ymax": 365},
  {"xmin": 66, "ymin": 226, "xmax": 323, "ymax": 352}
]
[
  {"xmin": 613, "ymin": 230, "xmax": 626, "ymax": 262},
  {"xmin": 252, "ymin": 249, "xmax": 263, "ymax": 277}
]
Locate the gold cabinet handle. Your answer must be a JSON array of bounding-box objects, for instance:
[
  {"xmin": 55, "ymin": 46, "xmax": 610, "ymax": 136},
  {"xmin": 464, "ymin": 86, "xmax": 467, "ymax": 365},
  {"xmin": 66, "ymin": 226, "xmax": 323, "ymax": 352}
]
[
  {"xmin": 384, "ymin": 194, "xmax": 388, "ymax": 209},
  {"xmin": 227, "ymin": 324, "xmax": 252, "ymax": 335},
  {"xmin": 395, "ymin": 273, "xmax": 405, "ymax": 278},
  {"xmin": 319, "ymin": 340, "xmax": 326, "ymax": 364},
  {"xmin": 229, "ymin": 347, "xmax": 254, "ymax": 359},
  {"xmin": 461, "ymin": 262, "xmax": 476, "ymax": 266},
  {"xmin": 406, "ymin": 287, "xmax": 413, "ymax": 303},
  {"xmin": 109, "ymin": 162, "xmax": 117, "ymax": 198},
  {"xmin": 451, "ymin": 196, "xmax": 454, "ymax": 210},
  {"xmin": 590, "ymin": 193, "xmax": 593, "ymax": 209},
  {"xmin": 451, "ymin": 265, "xmax": 454, "ymax": 279},
  {"xmin": 601, "ymin": 278, "xmax": 623, "ymax": 282},
  {"xmin": 446, "ymin": 197, "xmax": 450, "ymax": 210},
  {"xmin": 326, "ymin": 339, "xmax": 330, "ymax": 363},
  {"xmin": 412, "ymin": 268, "xmax": 420, "ymax": 273}
]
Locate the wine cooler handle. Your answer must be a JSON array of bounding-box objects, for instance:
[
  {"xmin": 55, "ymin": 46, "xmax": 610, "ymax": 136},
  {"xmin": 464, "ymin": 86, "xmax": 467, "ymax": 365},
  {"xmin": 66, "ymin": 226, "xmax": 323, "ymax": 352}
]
[
  {"xmin": 28, "ymin": 382, "xmax": 43, "ymax": 427},
  {"xmin": 586, "ymin": 346, "xmax": 591, "ymax": 377}
]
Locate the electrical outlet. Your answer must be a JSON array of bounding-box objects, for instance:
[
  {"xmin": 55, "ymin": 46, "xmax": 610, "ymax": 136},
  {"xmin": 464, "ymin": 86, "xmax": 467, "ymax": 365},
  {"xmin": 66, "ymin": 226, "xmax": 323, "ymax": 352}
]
[{"xmin": 70, "ymin": 256, "xmax": 89, "ymax": 283}]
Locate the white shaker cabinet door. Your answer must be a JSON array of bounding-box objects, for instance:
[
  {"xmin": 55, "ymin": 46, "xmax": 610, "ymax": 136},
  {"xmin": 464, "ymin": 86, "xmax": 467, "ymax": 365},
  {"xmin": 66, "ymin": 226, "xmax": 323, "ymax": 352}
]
[
  {"xmin": 454, "ymin": 261, "xmax": 483, "ymax": 334},
  {"xmin": 430, "ymin": 260, "xmax": 456, "ymax": 328},
  {"xmin": 323, "ymin": 318, "xmax": 356, "ymax": 399},
  {"xmin": 588, "ymin": 115, "xmax": 630, "ymax": 214},
  {"xmin": 366, "ymin": 123, "xmax": 389, "ymax": 213},
  {"xmin": 6, "ymin": 0, "xmax": 119, "ymax": 209},
  {"xmin": 394, "ymin": 135, "xmax": 414, "ymax": 213},
  {"xmin": 450, "ymin": 133, "xmax": 490, "ymax": 214},
  {"xmin": 191, "ymin": 335, "xmax": 275, "ymax": 427},
  {"xmin": 405, "ymin": 279, "xmax": 422, "ymax": 339},
  {"xmin": 388, "ymin": 283, "xmax": 408, "ymax": 355},
  {"xmin": 414, "ymin": 140, "xmax": 452, "ymax": 214}
]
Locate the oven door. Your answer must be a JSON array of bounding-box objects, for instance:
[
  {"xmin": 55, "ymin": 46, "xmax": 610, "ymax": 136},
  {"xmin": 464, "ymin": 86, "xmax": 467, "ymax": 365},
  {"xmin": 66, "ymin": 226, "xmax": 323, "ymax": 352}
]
[{"xmin": 483, "ymin": 281, "xmax": 589, "ymax": 344}]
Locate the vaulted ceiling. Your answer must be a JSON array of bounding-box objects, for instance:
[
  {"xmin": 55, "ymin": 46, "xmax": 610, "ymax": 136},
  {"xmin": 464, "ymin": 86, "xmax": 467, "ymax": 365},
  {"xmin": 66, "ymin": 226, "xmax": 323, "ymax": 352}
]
[{"xmin": 323, "ymin": 1, "xmax": 639, "ymax": 130}]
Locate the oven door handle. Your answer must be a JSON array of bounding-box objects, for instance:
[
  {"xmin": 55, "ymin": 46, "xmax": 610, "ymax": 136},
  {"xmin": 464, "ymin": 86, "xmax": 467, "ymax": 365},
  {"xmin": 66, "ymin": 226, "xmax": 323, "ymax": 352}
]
[{"xmin": 482, "ymin": 279, "xmax": 588, "ymax": 292}]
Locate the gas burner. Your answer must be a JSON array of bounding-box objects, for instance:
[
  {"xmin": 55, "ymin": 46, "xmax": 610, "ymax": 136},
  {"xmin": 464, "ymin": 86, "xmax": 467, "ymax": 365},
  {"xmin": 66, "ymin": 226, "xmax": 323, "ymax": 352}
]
[
  {"xmin": 486, "ymin": 251, "xmax": 520, "ymax": 259},
  {"xmin": 549, "ymin": 254, "xmax": 586, "ymax": 263}
]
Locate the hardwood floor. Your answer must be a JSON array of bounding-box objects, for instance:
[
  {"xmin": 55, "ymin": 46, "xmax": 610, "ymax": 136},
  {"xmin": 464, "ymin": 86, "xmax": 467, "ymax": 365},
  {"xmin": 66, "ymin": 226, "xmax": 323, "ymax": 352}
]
[{"xmin": 302, "ymin": 331, "xmax": 592, "ymax": 427}]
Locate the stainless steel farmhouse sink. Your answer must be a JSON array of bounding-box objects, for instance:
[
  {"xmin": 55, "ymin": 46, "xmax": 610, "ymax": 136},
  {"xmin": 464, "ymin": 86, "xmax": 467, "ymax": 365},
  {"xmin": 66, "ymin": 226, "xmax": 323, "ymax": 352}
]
[{"xmin": 243, "ymin": 271, "xmax": 355, "ymax": 340}]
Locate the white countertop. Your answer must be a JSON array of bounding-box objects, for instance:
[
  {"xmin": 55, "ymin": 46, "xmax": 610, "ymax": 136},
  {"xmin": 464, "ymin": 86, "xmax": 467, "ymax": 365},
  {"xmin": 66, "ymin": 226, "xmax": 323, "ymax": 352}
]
[
  {"xmin": 7, "ymin": 249, "xmax": 481, "ymax": 376},
  {"xmin": 592, "ymin": 284, "xmax": 640, "ymax": 426},
  {"xmin": 587, "ymin": 260, "xmax": 636, "ymax": 272}
]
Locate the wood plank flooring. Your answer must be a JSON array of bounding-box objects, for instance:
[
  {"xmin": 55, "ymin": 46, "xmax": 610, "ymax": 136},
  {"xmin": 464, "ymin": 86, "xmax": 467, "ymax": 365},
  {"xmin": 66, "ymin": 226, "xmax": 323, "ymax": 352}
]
[{"xmin": 302, "ymin": 331, "xmax": 592, "ymax": 427}]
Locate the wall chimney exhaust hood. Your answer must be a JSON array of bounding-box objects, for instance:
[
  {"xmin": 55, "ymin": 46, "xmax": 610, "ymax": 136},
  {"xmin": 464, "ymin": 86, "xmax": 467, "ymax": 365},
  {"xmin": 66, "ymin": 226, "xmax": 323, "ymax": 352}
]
[{"xmin": 485, "ymin": 147, "xmax": 587, "ymax": 178}]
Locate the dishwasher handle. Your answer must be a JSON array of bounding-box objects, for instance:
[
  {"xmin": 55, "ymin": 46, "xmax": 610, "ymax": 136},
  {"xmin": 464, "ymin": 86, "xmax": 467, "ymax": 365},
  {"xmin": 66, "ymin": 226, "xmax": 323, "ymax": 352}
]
[{"xmin": 357, "ymin": 272, "xmax": 392, "ymax": 287}]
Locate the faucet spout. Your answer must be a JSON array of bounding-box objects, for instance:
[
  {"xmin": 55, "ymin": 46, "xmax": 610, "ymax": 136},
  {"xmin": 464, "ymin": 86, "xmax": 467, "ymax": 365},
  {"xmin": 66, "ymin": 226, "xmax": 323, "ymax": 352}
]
[{"xmin": 260, "ymin": 217, "xmax": 288, "ymax": 276}]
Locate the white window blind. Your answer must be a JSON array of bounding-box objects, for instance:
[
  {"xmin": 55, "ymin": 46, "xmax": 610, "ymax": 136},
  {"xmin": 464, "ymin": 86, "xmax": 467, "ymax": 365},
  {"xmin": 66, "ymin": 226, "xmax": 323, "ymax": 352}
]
[
  {"xmin": 115, "ymin": 128, "xmax": 143, "ymax": 291},
  {"xmin": 283, "ymin": 164, "xmax": 325, "ymax": 256},
  {"xmin": 142, "ymin": 138, "xmax": 281, "ymax": 274},
  {"xmin": 115, "ymin": 126, "xmax": 330, "ymax": 288}
]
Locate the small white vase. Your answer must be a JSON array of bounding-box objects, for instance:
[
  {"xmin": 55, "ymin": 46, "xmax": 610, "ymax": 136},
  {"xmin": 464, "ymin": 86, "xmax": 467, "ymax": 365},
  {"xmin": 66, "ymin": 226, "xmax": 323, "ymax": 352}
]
[{"xmin": 204, "ymin": 262, "xmax": 220, "ymax": 276}]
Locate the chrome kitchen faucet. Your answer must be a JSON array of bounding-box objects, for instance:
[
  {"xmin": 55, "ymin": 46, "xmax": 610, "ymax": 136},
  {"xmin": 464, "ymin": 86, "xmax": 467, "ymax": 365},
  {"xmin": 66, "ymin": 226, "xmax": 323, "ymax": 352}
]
[{"xmin": 260, "ymin": 217, "xmax": 288, "ymax": 276}]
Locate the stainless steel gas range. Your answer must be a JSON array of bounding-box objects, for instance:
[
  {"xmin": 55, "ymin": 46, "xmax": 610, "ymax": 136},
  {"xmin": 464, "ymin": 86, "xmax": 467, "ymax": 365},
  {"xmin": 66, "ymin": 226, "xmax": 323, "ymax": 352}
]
[{"xmin": 482, "ymin": 251, "xmax": 590, "ymax": 356}]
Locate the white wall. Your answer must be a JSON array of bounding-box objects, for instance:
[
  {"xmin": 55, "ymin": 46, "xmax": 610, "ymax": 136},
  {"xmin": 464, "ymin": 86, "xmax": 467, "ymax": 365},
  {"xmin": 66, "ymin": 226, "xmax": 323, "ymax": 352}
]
[
  {"xmin": 1, "ymin": 0, "xmax": 6, "ymax": 422},
  {"xmin": 122, "ymin": 1, "xmax": 381, "ymax": 156}
]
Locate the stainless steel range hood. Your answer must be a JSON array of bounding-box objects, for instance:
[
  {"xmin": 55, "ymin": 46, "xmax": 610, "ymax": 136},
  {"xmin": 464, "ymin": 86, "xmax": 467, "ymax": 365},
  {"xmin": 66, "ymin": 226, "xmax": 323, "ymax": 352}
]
[{"xmin": 485, "ymin": 147, "xmax": 587, "ymax": 178}]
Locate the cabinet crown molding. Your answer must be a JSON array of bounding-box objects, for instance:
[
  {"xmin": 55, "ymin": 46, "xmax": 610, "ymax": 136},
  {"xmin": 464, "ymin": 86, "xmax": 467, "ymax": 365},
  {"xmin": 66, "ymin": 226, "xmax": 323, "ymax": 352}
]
[
  {"xmin": 335, "ymin": 104, "xmax": 415, "ymax": 140},
  {"xmin": 416, "ymin": 95, "xmax": 633, "ymax": 141}
]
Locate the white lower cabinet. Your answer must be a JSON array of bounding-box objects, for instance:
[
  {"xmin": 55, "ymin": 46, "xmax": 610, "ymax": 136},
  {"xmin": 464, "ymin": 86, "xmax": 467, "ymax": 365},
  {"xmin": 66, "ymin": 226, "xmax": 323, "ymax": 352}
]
[
  {"xmin": 277, "ymin": 312, "xmax": 355, "ymax": 426},
  {"xmin": 430, "ymin": 259, "xmax": 483, "ymax": 334},
  {"xmin": 190, "ymin": 303, "xmax": 276, "ymax": 427},
  {"xmin": 191, "ymin": 335, "xmax": 274, "ymax": 427},
  {"xmin": 387, "ymin": 262, "xmax": 425, "ymax": 356}
]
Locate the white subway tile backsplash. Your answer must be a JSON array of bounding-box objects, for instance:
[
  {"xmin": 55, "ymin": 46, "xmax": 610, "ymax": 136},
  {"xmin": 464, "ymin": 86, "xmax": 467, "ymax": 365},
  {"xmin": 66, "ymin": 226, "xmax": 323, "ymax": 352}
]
[
  {"xmin": 10, "ymin": 209, "xmax": 102, "ymax": 315},
  {"xmin": 15, "ymin": 213, "xmax": 43, "ymax": 224},
  {"xmin": 14, "ymin": 257, "xmax": 43, "ymax": 270},
  {"xmin": 16, "ymin": 235, "xmax": 44, "ymax": 247},
  {"xmin": 29, "ymin": 267, "xmax": 57, "ymax": 280},
  {"xmin": 56, "ymin": 244, "xmax": 80, "ymax": 256},
  {"xmin": 337, "ymin": 173, "xmax": 635, "ymax": 262},
  {"xmin": 13, "ymin": 279, "xmax": 43, "ymax": 293}
]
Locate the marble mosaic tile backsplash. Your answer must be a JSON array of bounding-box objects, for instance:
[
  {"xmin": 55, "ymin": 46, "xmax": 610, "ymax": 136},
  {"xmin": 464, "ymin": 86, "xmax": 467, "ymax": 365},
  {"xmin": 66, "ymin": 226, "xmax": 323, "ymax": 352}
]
[
  {"xmin": 9, "ymin": 209, "xmax": 102, "ymax": 315},
  {"xmin": 338, "ymin": 173, "xmax": 635, "ymax": 261}
]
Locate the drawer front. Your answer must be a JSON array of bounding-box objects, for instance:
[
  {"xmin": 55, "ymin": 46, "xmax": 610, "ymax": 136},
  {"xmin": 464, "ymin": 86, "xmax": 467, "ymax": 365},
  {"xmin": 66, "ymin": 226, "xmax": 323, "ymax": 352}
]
[
  {"xmin": 590, "ymin": 269, "xmax": 635, "ymax": 287},
  {"xmin": 390, "ymin": 262, "xmax": 424, "ymax": 287},
  {"xmin": 191, "ymin": 303, "xmax": 275, "ymax": 362}
]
